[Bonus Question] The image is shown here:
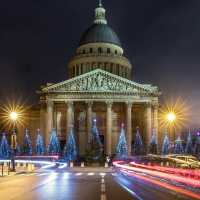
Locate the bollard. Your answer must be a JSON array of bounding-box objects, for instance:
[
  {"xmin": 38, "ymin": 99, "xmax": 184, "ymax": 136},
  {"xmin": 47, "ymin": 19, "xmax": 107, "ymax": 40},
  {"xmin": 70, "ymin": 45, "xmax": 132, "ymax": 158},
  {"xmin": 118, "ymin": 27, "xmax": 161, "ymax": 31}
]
[
  {"xmin": 161, "ymin": 162, "xmax": 163, "ymax": 167},
  {"xmin": 17, "ymin": 162, "xmax": 21, "ymax": 168},
  {"xmin": 23, "ymin": 162, "xmax": 26, "ymax": 169},
  {"xmin": 70, "ymin": 162, "xmax": 74, "ymax": 168},
  {"xmin": 31, "ymin": 164, "xmax": 35, "ymax": 171},
  {"xmin": 27, "ymin": 163, "xmax": 31, "ymax": 172},
  {"xmin": 105, "ymin": 162, "xmax": 109, "ymax": 168},
  {"xmin": 166, "ymin": 162, "xmax": 169, "ymax": 167},
  {"xmin": 81, "ymin": 162, "xmax": 84, "ymax": 168}
]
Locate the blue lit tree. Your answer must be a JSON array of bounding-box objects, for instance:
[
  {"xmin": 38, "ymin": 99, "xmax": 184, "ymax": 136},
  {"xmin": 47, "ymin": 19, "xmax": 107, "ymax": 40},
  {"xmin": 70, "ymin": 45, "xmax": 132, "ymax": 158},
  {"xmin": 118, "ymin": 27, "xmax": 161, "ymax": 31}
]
[
  {"xmin": 23, "ymin": 129, "xmax": 32, "ymax": 155},
  {"xmin": 133, "ymin": 127, "xmax": 143, "ymax": 155},
  {"xmin": 149, "ymin": 129, "xmax": 158, "ymax": 154},
  {"xmin": 0, "ymin": 133, "xmax": 10, "ymax": 158},
  {"xmin": 47, "ymin": 128, "xmax": 60, "ymax": 155},
  {"xmin": 194, "ymin": 132, "xmax": 200, "ymax": 156},
  {"xmin": 63, "ymin": 126, "xmax": 77, "ymax": 161},
  {"xmin": 88, "ymin": 119, "xmax": 103, "ymax": 160},
  {"xmin": 162, "ymin": 131, "xmax": 170, "ymax": 155},
  {"xmin": 35, "ymin": 129, "xmax": 45, "ymax": 155},
  {"xmin": 16, "ymin": 144, "xmax": 21, "ymax": 156},
  {"xmin": 185, "ymin": 130, "xmax": 193, "ymax": 154},
  {"xmin": 116, "ymin": 124, "xmax": 128, "ymax": 158},
  {"xmin": 174, "ymin": 136, "xmax": 184, "ymax": 154}
]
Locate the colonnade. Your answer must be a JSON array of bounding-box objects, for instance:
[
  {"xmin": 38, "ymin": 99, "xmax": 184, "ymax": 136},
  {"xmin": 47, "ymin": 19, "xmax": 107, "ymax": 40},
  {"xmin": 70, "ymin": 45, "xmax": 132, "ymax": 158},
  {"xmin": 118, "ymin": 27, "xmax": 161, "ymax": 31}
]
[{"xmin": 41, "ymin": 100, "xmax": 158, "ymax": 155}]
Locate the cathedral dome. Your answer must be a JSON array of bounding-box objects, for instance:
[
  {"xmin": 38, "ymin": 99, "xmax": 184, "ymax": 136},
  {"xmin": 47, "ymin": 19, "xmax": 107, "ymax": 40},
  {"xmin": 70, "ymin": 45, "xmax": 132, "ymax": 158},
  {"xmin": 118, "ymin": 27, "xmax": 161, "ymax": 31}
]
[{"xmin": 79, "ymin": 24, "xmax": 121, "ymax": 47}]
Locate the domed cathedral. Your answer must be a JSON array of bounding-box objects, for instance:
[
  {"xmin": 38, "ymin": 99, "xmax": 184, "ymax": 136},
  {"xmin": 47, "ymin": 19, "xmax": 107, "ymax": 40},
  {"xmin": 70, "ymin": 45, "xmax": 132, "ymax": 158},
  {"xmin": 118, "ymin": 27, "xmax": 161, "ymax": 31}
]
[
  {"xmin": 68, "ymin": 1, "xmax": 132, "ymax": 79},
  {"xmin": 38, "ymin": 1, "xmax": 160, "ymax": 156}
]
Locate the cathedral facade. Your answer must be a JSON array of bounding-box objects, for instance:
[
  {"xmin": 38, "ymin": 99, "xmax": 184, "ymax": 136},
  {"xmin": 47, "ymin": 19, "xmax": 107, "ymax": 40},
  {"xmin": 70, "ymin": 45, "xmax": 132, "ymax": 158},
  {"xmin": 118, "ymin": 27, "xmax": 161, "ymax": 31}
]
[{"xmin": 37, "ymin": 2, "xmax": 160, "ymax": 156}]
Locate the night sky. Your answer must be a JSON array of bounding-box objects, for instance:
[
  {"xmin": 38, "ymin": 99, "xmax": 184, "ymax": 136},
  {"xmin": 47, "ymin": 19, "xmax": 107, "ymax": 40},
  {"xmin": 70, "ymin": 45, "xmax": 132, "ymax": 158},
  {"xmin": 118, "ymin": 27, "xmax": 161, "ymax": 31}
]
[{"xmin": 0, "ymin": 0, "xmax": 200, "ymax": 127}]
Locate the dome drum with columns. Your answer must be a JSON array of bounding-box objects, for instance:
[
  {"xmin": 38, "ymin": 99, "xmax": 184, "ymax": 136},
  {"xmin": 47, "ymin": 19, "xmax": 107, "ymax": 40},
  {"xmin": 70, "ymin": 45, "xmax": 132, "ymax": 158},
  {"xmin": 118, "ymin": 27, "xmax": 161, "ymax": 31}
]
[
  {"xmin": 68, "ymin": 1, "xmax": 132, "ymax": 79},
  {"xmin": 29, "ymin": 1, "xmax": 161, "ymax": 156}
]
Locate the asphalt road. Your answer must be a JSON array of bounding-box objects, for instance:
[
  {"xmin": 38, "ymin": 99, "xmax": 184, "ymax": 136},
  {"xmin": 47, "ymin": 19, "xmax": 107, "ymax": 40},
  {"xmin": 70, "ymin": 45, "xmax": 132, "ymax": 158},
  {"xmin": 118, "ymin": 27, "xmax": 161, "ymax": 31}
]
[{"xmin": 0, "ymin": 168, "xmax": 198, "ymax": 200}]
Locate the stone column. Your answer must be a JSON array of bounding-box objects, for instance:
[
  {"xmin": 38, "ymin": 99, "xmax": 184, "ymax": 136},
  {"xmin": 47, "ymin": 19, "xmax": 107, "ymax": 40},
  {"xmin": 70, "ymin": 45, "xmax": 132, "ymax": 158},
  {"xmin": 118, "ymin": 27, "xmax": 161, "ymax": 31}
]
[
  {"xmin": 106, "ymin": 101, "xmax": 112, "ymax": 155},
  {"xmin": 86, "ymin": 101, "xmax": 93, "ymax": 143},
  {"xmin": 56, "ymin": 112, "xmax": 62, "ymax": 138},
  {"xmin": 126, "ymin": 102, "xmax": 132, "ymax": 155},
  {"xmin": 66, "ymin": 101, "xmax": 74, "ymax": 134},
  {"xmin": 146, "ymin": 103, "xmax": 152, "ymax": 145},
  {"xmin": 40, "ymin": 102, "xmax": 46, "ymax": 136},
  {"xmin": 46, "ymin": 100, "xmax": 54, "ymax": 146},
  {"xmin": 153, "ymin": 104, "xmax": 159, "ymax": 144},
  {"xmin": 153, "ymin": 104, "xmax": 158, "ymax": 132}
]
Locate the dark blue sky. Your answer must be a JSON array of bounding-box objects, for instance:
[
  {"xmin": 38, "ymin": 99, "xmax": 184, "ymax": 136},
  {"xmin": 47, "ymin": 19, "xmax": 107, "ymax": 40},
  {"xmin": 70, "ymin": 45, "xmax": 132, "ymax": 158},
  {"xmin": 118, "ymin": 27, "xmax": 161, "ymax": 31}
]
[{"xmin": 0, "ymin": 0, "xmax": 200, "ymax": 127}]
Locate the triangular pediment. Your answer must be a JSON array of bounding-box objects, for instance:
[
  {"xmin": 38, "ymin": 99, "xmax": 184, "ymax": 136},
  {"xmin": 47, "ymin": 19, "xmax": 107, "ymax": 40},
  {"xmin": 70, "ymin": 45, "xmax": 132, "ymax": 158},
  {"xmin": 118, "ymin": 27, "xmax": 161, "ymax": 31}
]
[{"xmin": 42, "ymin": 69, "xmax": 159, "ymax": 96}]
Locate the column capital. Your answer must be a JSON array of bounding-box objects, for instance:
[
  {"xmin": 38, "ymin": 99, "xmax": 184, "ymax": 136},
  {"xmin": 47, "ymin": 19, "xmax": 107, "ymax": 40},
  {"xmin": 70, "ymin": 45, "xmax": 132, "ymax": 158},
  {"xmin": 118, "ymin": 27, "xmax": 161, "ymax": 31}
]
[
  {"xmin": 152, "ymin": 102, "xmax": 159, "ymax": 108},
  {"xmin": 126, "ymin": 101, "xmax": 133, "ymax": 108},
  {"xmin": 106, "ymin": 101, "xmax": 113, "ymax": 108},
  {"xmin": 145, "ymin": 102, "xmax": 152, "ymax": 107},
  {"xmin": 65, "ymin": 101, "xmax": 73, "ymax": 107},
  {"xmin": 47, "ymin": 99, "xmax": 54, "ymax": 107},
  {"xmin": 85, "ymin": 101, "xmax": 93, "ymax": 107}
]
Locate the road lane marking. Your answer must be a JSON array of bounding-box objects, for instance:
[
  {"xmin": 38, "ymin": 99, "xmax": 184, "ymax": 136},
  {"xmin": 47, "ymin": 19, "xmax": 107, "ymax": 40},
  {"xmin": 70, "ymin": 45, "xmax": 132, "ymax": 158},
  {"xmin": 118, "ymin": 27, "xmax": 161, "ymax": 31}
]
[
  {"xmin": 87, "ymin": 172, "xmax": 95, "ymax": 176},
  {"xmin": 100, "ymin": 176, "xmax": 107, "ymax": 200},
  {"xmin": 100, "ymin": 173, "xmax": 106, "ymax": 177},
  {"xmin": 117, "ymin": 182, "xmax": 143, "ymax": 200},
  {"xmin": 37, "ymin": 173, "xmax": 49, "ymax": 176},
  {"xmin": 101, "ymin": 194, "xmax": 106, "ymax": 200},
  {"xmin": 75, "ymin": 173, "xmax": 83, "ymax": 176},
  {"xmin": 101, "ymin": 184, "xmax": 106, "ymax": 192}
]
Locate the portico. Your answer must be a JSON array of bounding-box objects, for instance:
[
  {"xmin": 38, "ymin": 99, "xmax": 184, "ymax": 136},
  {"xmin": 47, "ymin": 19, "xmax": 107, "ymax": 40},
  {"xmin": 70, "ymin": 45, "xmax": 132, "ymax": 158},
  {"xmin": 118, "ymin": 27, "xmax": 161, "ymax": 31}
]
[{"xmin": 39, "ymin": 69, "xmax": 159, "ymax": 155}]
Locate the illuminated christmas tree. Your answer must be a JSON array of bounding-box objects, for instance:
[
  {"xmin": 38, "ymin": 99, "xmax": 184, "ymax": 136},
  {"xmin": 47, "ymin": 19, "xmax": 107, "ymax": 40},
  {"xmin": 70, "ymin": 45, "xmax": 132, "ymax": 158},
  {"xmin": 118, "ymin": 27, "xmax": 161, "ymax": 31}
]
[
  {"xmin": 16, "ymin": 144, "xmax": 21, "ymax": 156},
  {"xmin": 133, "ymin": 127, "xmax": 143, "ymax": 155},
  {"xmin": 89, "ymin": 119, "xmax": 103, "ymax": 160},
  {"xmin": 116, "ymin": 124, "xmax": 128, "ymax": 158},
  {"xmin": 0, "ymin": 133, "xmax": 10, "ymax": 158},
  {"xmin": 23, "ymin": 129, "xmax": 32, "ymax": 155},
  {"xmin": 185, "ymin": 130, "xmax": 193, "ymax": 154},
  {"xmin": 47, "ymin": 129, "xmax": 60, "ymax": 155},
  {"xmin": 174, "ymin": 136, "xmax": 184, "ymax": 154},
  {"xmin": 194, "ymin": 132, "xmax": 200, "ymax": 155},
  {"xmin": 63, "ymin": 126, "xmax": 77, "ymax": 161},
  {"xmin": 35, "ymin": 129, "xmax": 45, "ymax": 155},
  {"xmin": 149, "ymin": 129, "xmax": 158, "ymax": 154},
  {"xmin": 162, "ymin": 131, "xmax": 170, "ymax": 155}
]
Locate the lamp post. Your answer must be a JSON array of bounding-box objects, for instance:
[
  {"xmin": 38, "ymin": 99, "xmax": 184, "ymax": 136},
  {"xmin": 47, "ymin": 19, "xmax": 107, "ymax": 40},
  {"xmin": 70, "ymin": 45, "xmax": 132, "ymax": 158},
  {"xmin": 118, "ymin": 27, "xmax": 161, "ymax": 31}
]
[
  {"xmin": 9, "ymin": 111, "xmax": 18, "ymax": 172},
  {"xmin": 166, "ymin": 112, "xmax": 176, "ymax": 144}
]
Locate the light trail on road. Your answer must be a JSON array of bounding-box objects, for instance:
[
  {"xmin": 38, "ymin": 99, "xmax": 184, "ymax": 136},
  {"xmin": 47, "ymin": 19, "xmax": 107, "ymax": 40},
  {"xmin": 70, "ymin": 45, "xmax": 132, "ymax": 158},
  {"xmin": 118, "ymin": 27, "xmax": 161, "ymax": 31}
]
[
  {"xmin": 113, "ymin": 161, "xmax": 200, "ymax": 188},
  {"xmin": 130, "ymin": 162, "xmax": 200, "ymax": 179},
  {"xmin": 121, "ymin": 169, "xmax": 200, "ymax": 200},
  {"xmin": 113, "ymin": 161, "xmax": 200, "ymax": 200}
]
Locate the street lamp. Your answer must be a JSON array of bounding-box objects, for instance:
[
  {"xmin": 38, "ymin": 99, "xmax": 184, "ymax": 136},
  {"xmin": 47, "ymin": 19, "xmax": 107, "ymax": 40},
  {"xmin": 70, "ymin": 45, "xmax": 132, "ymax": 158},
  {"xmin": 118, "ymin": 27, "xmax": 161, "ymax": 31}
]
[
  {"xmin": 166, "ymin": 112, "xmax": 176, "ymax": 144},
  {"xmin": 9, "ymin": 112, "xmax": 18, "ymax": 122},
  {"xmin": 9, "ymin": 111, "xmax": 18, "ymax": 172},
  {"xmin": 166, "ymin": 112, "xmax": 176, "ymax": 123}
]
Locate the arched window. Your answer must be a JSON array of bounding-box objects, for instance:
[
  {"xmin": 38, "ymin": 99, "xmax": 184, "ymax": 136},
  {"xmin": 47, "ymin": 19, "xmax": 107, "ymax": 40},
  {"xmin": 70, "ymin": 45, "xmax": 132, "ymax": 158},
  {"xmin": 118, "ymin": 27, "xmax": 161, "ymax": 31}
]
[
  {"xmin": 90, "ymin": 48, "xmax": 93, "ymax": 53},
  {"xmin": 115, "ymin": 50, "xmax": 117, "ymax": 55},
  {"xmin": 83, "ymin": 49, "xmax": 86, "ymax": 54},
  {"xmin": 107, "ymin": 48, "xmax": 111, "ymax": 54}
]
